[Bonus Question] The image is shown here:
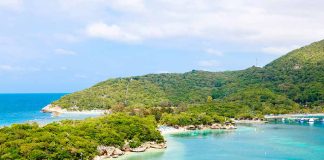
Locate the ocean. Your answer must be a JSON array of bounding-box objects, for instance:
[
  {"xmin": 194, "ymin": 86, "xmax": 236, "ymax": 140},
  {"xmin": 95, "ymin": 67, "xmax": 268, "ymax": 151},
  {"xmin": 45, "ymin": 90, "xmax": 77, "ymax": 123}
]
[
  {"xmin": 1, "ymin": 94, "xmax": 324, "ymax": 159},
  {"xmin": 0, "ymin": 93, "xmax": 101, "ymax": 126},
  {"xmin": 123, "ymin": 122, "xmax": 324, "ymax": 160}
]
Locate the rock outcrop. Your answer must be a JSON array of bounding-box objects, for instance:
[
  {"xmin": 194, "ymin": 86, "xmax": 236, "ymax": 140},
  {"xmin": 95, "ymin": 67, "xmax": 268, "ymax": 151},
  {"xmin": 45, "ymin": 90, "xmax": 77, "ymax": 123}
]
[
  {"xmin": 95, "ymin": 145, "xmax": 125, "ymax": 159},
  {"xmin": 129, "ymin": 142, "xmax": 167, "ymax": 152},
  {"xmin": 41, "ymin": 104, "xmax": 66, "ymax": 113},
  {"xmin": 210, "ymin": 123, "xmax": 237, "ymax": 130},
  {"xmin": 94, "ymin": 141, "xmax": 166, "ymax": 159}
]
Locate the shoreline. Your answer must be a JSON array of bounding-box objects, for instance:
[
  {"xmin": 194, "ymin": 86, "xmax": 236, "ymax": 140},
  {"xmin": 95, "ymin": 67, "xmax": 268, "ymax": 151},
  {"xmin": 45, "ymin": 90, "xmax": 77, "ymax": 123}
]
[
  {"xmin": 159, "ymin": 126, "xmax": 190, "ymax": 135},
  {"xmin": 94, "ymin": 141, "xmax": 167, "ymax": 160},
  {"xmin": 105, "ymin": 148, "xmax": 166, "ymax": 160},
  {"xmin": 159, "ymin": 123, "xmax": 237, "ymax": 135},
  {"xmin": 265, "ymin": 113, "xmax": 324, "ymax": 119},
  {"xmin": 234, "ymin": 120, "xmax": 268, "ymax": 124},
  {"xmin": 41, "ymin": 104, "xmax": 109, "ymax": 116},
  {"xmin": 111, "ymin": 125, "xmax": 238, "ymax": 159}
]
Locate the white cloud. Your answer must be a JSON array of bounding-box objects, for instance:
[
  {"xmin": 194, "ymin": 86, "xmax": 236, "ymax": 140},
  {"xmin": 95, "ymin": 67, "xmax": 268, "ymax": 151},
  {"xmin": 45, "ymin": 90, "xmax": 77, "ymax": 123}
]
[
  {"xmin": 0, "ymin": 64, "xmax": 40, "ymax": 72},
  {"xmin": 3, "ymin": 0, "xmax": 324, "ymax": 58},
  {"xmin": 0, "ymin": 65, "xmax": 14, "ymax": 71},
  {"xmin": 71, "ymin": 0, "xmax": 324, "ymax": 50},
  {"xmin": 205, "ymin": 48, "xmax": 223, "ymax": 56},
  {"xmin": 58, "ymin": 0, "xmax": 145, "ymax": 16},
  {"xmin": 262, "ymin": 45, "xmax": 300, "ymax": 55},
  {"xmin": 74, "ymin": 74, "xmax": 87, "ymax": 79},
  {"xmin": 54, "ymin": 48, "xmax": 77, "ymax": 56},
  {"xmin": 85, "ymin": 22, "xmax": 141, "ymax": 42},
  {"xmin": 198, "ymin": 60, "xmax": 220, "ymax": 68},
  {"xmin": 0, "ymin": 0, "xmax": 22, "ymax": 11},
  {"xmin": 108, "ymin": 0, "xmax": 145, "ymax": 12}
]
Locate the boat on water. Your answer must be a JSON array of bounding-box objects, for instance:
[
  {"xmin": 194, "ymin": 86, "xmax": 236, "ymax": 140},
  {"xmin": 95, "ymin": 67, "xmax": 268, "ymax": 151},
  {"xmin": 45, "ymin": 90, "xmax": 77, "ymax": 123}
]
[{"xmin": 308, "ymin": 118, "xmax": 315, "ymax": 123}]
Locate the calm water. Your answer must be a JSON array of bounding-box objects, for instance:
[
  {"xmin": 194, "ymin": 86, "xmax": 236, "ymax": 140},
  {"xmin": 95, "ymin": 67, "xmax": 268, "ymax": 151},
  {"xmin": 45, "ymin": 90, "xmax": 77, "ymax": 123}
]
[
  {"xmin": 1, "ymin": 94, "xmax": 324, "ymax": 159},
  {"xmin": 0, "ymin": 93, "xmax": 101, "ymax": 126},
  {"xmin": 123, "ymin": 122, "xmax": 324, "ymax": 160}
]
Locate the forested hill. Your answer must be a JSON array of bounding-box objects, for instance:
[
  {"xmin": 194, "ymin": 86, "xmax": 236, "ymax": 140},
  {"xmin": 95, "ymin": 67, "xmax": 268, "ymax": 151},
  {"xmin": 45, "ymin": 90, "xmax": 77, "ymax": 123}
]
[
  {"xmin": 264, "ymin": 40, "xmax": 324, "ymax": 106},
  {"xmin": 52, "ymin": 40, "xmax": 324, "ymax": 114}
]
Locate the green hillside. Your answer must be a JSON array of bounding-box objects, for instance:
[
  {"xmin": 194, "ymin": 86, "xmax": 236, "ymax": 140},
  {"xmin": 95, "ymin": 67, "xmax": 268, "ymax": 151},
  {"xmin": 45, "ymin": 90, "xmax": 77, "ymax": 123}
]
[
  {"xmin": 264, "ymin": 40, "xmax": 324, "ymax": 106},
  {"xmin": 53, "ymin": 71, "xmax": 236, "ymax": 110},
  {"xmin": 52, "ymin": 40, "xmax": 324, "ymax": 115}
]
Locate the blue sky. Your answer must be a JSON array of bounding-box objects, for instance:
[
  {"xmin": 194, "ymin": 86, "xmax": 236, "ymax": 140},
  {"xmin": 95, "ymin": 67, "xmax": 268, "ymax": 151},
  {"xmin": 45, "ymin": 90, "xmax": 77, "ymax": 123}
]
[{"xmin": 1, "ymin": 0, "xmax": 324, "ymax": 93}]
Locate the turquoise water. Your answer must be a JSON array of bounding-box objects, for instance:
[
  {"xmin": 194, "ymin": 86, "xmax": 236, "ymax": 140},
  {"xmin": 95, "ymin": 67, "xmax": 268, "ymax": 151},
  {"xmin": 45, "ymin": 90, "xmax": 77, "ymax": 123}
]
[
  {"xmin": 0, "ymin": 93, "xmax": 101, "ymax": 126},
  {"xmin": 122, "ymin": 122, "xmax": 324, "ymax": 160},
  {"xmin": 2, "ymin": 94, "xmax": 324, "ymax": 159}
]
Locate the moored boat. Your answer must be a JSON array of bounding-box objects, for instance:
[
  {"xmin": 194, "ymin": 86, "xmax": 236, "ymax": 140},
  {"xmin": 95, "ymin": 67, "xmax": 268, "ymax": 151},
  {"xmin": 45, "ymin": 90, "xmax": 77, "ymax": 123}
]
[{"xmin": 308, "ymin": 118, "xmax": 315, "ymax": 123}]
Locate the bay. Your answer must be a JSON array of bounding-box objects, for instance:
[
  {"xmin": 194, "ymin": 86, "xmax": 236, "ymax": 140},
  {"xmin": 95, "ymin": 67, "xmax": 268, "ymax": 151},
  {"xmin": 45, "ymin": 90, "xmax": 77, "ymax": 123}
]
[
  {"xmin": 1, "ymin": 94, "xmax": 324, "ymax": 160},
  {"xmin": 122, "ymin": 122, "xmax": 324, "ymax": 160},
  {"xmin": 0, "ymin": 93, "xmax": 101, "ymax": 126}
]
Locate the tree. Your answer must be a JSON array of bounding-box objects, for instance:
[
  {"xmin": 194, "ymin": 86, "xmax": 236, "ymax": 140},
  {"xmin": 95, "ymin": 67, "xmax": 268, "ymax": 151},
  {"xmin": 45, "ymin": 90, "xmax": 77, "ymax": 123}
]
[{"xmin": 207, "ymin": 96, "xmax": 213, "ymax": 103}]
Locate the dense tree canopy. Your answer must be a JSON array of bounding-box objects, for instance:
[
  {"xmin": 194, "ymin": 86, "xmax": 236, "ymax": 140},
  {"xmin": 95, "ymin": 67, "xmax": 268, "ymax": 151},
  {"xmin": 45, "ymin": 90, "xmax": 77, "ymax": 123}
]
[{"xmin": 0, "ymin": 114, "xmax": 163, "ymax": 160}]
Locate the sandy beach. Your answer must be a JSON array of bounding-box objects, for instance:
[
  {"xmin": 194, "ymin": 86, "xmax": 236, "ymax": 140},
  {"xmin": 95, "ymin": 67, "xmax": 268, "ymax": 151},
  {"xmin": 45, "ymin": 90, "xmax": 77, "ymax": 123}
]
[
  {"xmin": 41, "ymin": 104, "xmax": 109, "ymax": 116},
  {"xmin": 105, "ymin": 148, "xmax": 166, "ymax": 160},
  {"xmin": 158, "ymin": 126, "xmax": 191, "ymax": 135}
]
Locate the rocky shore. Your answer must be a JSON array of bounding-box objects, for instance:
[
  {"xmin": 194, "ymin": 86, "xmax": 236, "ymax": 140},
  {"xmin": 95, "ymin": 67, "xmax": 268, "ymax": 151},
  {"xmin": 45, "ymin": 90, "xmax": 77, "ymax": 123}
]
[
  {"xmin": 94, "ymin": 141, "xmax": 167, "ymax": 159},
  {"xmin": 41, "ymin": 104, "xmax": 66, "ymax": 114},
  {"xmin": 233, "ymin": 118, "xmax": 268, "ymax": 124},
  {"xmin": 41, "ymin": 104, "xmax": 108, "ymax": 116},
  {"xmin": 160, "ymin": 122, "xmax": 237, "ymax": 135}
]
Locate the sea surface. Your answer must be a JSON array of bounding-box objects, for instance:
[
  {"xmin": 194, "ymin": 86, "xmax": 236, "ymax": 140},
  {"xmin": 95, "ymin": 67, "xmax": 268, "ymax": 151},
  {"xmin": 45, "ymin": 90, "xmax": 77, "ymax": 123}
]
[
  {"xmin": 1, "ymin": 94, "xmax": 324, "ymax": 159},
  {"xmin": 122, "ymin": 122, "xmax": 324, "ymax": 160},
  {"xmin": 0, "ymin": 93, "xmax": 102, "ymax": 126}
]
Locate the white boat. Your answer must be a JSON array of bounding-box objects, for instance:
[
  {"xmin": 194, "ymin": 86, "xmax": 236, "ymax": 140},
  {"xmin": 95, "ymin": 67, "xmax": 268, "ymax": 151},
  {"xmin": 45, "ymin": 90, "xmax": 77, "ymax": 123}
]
[{"xmin": 308, "ymin": 118, "xmax": 315, "ymax": 123}]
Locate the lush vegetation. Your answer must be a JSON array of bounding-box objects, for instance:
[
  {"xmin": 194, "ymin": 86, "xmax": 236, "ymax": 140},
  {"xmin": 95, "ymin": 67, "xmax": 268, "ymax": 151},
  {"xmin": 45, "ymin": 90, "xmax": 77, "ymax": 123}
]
[
  {"xmin": 2, "ymin": 40, "xmax": 323, "ymax": 159},
  {"xmin": 160, "ymin": 112, "xmax": 226, "ymax": 126},
  {"xmin": 52, "ymin": 40, "xmax": 324, "ymax": 115},
  {"xmin": 190, "ymin": 87, "xmax": 301, "ymax": 118},
  {"xmin": 53, "ymin": 79, "xmax": 168, "ymax": 110},
  {"xmin": 0, "ymin": 114, "xmax": 163, "ymax": 160}
]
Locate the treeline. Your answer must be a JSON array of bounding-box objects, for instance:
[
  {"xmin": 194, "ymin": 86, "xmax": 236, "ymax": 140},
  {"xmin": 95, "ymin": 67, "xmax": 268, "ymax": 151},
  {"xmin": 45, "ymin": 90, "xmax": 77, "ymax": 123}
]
[
  {"xmin": 0, "ymin": 114, "xmax": 163, "ymax": 160},
  {"xmin": 160, "ymin": 112, "xmax": 226, "ymax": 126}
]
